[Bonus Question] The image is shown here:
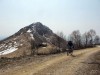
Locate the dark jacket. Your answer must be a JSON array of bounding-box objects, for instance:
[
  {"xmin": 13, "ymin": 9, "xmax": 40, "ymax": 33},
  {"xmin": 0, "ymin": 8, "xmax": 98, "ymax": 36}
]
[{"xmin": 67, "ymin": 41, "xmax": 74, "ymax": 49}]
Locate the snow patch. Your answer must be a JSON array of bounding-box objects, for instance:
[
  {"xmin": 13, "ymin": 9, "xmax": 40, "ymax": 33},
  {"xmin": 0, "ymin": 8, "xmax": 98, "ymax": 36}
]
[
  {"xmin": 27, "ymin": 29, "xmax": 31, "ymax": 33},
  {"xmin": 0, "ymin": 47, "xmax": 18, "ymax": 55},
  {"xmin": 32, "ymin": 25, "xmax": 35, "ymax": 28},
  {"xmin": 14, "ymin": 41, "xmax": 17, "ymax": 44},
  {"xmin": 0, "ymin": 44, "xmax": 5, "ymax": 48},
  {"xmin": 30, "ymin": 34, "xmax": 34, "ymax": 40},
  {"xmin": 20, "ymin": 44, "xmax": 23, "ymax": 46}
]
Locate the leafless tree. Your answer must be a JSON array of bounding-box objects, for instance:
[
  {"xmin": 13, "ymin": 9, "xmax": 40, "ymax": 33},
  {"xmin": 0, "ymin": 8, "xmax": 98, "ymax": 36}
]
[
  {"xmin": 56, "ymin": 31, "xmax": 66, "ymax": 40},
  {"xmin": 56, "ymin": 31, "xmax": 67, "ymax": 51},
  {"xmin": 70, "ymin": 30, "xmax": 81, "ymax": 49},
  {"xmin": 94, "ymin": 35, "xmax": 100, "ymax": 45},
  {"xmin": 82, "ymin": 32, "xmax": 91, "ymax": 47},
  {"xmin": 88, "ymin": 29, "xmax": 96, "ymax": 46}
]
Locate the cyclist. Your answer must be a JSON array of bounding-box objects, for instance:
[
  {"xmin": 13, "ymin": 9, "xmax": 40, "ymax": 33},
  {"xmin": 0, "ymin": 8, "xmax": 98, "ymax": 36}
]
[{"xmin": 67, "ymin": 41, "xmax": 74, "ymax": 56}]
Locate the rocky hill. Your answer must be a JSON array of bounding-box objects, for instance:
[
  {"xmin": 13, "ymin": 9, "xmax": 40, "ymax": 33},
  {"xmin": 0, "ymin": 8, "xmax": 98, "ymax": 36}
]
[{"xmin": 0, "ymin": 22, "xmax": 67, "ymax": 58}]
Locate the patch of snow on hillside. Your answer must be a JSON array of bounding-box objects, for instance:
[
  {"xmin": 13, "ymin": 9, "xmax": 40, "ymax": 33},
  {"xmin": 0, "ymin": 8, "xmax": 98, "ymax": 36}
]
[
  {"xmin": 20, "ymin": 44, "xmax": 23, "ymax": 46},
  {"xmin": 14, "ymin": 41, "xmax": 16, "ymax": 44},
  {"xmin": 32, "ymin": 25, "xmax": 36, "ymax": 32},
  {"xmin": 32, "ymin": 25, "xmax": 35, "ymax": 28},
  {"xmin": 27, "ymin": 29, "xmax": 31, "ymax": 33},
  {"xmin": 30, "ymin": 34, "xmax": 34, "ymax": 40},
  {"xmin": 0, "ymin": 47, "xmax": 18, "ymax": 55},
  {"xmin": 0, "ymin": 44, "xmax": 5, "ymax": 48}
]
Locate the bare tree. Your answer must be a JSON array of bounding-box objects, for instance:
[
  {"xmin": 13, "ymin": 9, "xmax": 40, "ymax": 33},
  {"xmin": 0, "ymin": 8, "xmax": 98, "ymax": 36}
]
[
  {"xmin": 56, "ymin": 31, "xmax": 67, "ymax": 51},
  {"xmin": 56, "ymin": 31, "xmax": 66, "ymax": 40},
  {"xmin": 68, "ymin": 29, "xmax": 99, "ymax": 49},
  {"xmin": 70, "ymin": 30, "xmax": 81, "ymax": 49},
  {"xmin": 88, "ymin": 29, "xmax": 96, "ymax": 46},
  {"xmin": 94, "ymin": 35, "xmax": 100, "ymax": 45},
  {"xmin": 82, "ymin": 32, "xmax": 92, "ymax": 47},
  {"xmin": 82, "ymin": 32, "xmax": 88, "ymax": 47}
]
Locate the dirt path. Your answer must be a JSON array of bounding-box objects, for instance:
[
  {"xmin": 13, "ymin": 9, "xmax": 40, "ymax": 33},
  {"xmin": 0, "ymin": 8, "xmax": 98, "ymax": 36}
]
[{"xmin": 0, "ymin": 47, "xmax": 100, "ymax": 75}]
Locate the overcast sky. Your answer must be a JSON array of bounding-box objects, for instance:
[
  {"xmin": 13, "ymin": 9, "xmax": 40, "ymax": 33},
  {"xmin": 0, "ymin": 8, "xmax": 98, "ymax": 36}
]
[{"xmin": 0, "ymin": 0, "xmax": 100, "ymax": 38}]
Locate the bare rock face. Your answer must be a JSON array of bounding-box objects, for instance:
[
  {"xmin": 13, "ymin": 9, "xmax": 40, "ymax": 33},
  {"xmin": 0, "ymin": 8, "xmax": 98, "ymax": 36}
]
[{"xmin": 0, "ymin": 22, "xmax": 67, "ymax": 58}]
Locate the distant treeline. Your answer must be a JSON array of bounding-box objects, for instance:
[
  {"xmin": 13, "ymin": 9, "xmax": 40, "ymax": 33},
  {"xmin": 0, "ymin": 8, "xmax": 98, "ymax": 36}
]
[{"xmin": 56, "ymin": 29, "xmax": 100, "ymax": 50}]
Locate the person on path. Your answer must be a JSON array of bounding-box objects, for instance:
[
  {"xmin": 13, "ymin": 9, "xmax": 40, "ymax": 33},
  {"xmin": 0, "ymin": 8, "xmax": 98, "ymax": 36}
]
[{"xmin": 67, "ymin": 41, "xmax": 74, "ymax": 56}]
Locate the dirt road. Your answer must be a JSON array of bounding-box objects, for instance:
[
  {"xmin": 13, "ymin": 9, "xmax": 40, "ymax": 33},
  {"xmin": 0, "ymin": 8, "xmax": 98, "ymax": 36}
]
[{"xmin": 0, "ymin": 47, "xmax": 100, "ymax": 75}]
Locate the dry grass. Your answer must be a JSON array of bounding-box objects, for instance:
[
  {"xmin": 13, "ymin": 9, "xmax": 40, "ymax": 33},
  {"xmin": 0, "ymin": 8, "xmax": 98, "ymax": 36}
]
[{"xmin": 37, "ymin": 45, "xmax": 58, "ymax": 55}]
